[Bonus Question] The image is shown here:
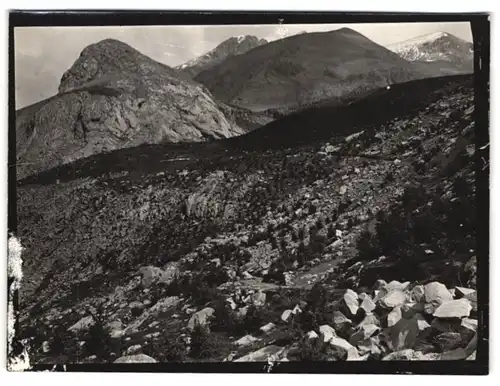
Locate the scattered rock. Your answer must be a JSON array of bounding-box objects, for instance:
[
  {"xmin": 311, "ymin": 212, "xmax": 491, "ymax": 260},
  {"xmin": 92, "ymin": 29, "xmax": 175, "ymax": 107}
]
[
  {"xmin": 409, "ymin": 285, "xmax": 425, "ymax": 303},
  {"xmin": 387, "ymin": 313, "xmax": 429, "ymax": 351},
  {"xmin": 463, "ymin": 256, "xmax": 477, "ymax": 288},
  {"xmin": 281, "ymin": 309, "xmax": 293, "ymax": 323},
  {"xmin": 307, "ymin": 331, "xmax": 319, "ymax": 340},
  {"xmin": 260, "ymin": 322, "xmax": 276, "ymax": 334},
  {"xmin": 360, "ymin": 295, "xmax": 376, "ymax": 314},
  {"xmin": 433, "ymin": 298, "xmax": 472, "ymax": 319},
  {"xmin": 373, "ymin": 279, "xmax": 387, "ymax": 290},
  {"xmin": 379, "ymin": 290, "xmax": 407, "ymax": 309},
  {"xmin": 234, "ymin": 345, "xmax": 284, "ymax": 362},
  {"xmin": 400, "ymin": 302, "xmax": 425, "ymax": 318},
  {"xmin": 387, "ymin": 306, "xmax": 402, "ymax": 327},
  {"xmin": 187, "ymin": 307, "xmax": 215, "ymax": 331},
  {"xmin": 383, "ymin": 349, "xmax": 440, "ymax": 361},
  {"xmin": 350, "ymin": 324, "xmax": 379, "ymax": 346},
  {"xmin": 291, "ymin": 304, "xmax": 302, "ymax": 315},
  {"xmin": 461, "ymin": 318, "xmax": 478, "ymax": 332},
  {"xmin": 42, "ymin": 341, "xmax": 50, "ymax": 353},
  {"xmin": 114, "ymin": 354, "xmax": 158, "ymax": 363},
  {"xmin": 332, "ymin": 310, "xmax": 352, "ymax": 334},
  {"xmin": 385, "ymin": 280, "xmax": 410, "ymax": 292},
  {"xmin": 124, "ymin": 344, "xmax": 142, "ymax": 355},
  {"xmin": 455, "ymin": 287, "xmax": 476, "ymax": 298},
  {"xmin": 435, "ymin": 332, "xmax": 464, "ymax": 351},
  {"xmin": 319, "ymin": 325, "xmax": 337, "ymax": 343},
  {"xmin": 424, "ymin": 282, "xmax": 453, "ymax": 311},
  {"xmin": 68, "ymin": 315, "xmax": 94, "ymax": 333},
  {"xmin": 138, "ymin": 266, "xmax": 167, "ymax": 288},
  {"xmin": 235, "ymin": 335, "xmax": 260, "ymax": 347},
  {"xmin": 343, "ymin": 289, "xmax": 359, "ymax": 316}
]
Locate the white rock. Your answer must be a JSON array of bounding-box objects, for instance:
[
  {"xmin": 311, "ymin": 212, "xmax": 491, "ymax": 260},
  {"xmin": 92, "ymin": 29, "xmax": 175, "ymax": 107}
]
[
  {"xmin": 379, "ymin": 290, "xmax": 407, "ymax": 309},
  {"xmin": 424, "ymin": 282, "xmax": 453, "ymax": 306},
  {"xmin": 385, "ymin": 280, "xmax": 410, "ymax": 292},
  {"xmin": 387, "ymin": 306, "xmax": 402, "ymax": 327},
  {"xmin": 360, "ymin": 295, "xmax": 376, "ymax": 314},
  {"xmin": 42, "ymin": 341, "xmax": 50, "ymax": 353},
  {"xmin": 455, "ymin": 287, "xmax": 476, "ymax": 298},
  {"xmin": 187, "ymin": 307, "xmax": 215, "ymax": 331},
  {"xmin": 319, "ymin": 325, "xmax": 337, "ymax": 343},
  {"xmin": 329, "ymin": 336, "xmax": 355, "ymax": 352},
  {"xmin": 281, "ymin": 309, "xmax": 293, "ymax": 322},
  {"xmin": 433, "ymin": 298, "xmax": 472, "ymax": 319},
  {"xmin": 68, "ymin": 316, "xmax": 94, "ymax": 333},
  {"xmin": 260, "ymin": 322, "xmax": 276, "ymax": 334},
  {"xmin": 461, "ymin": 318, "xmax": 478, "ymax": 332},
  {"xmin": 343, "ymin": 289, "xmax": 359, "ymax": 315},
  {"xmin": 114, "ymin": 354, "xmax": 158, "ymax": 363},
  {"xmin": 235, "ymin": 335, "xmax": 260, "ymax": 347},
  {"xmin": 234, "ymin": 345, "xmax": 284, "ymax": 362},
  {"xmin": 307, "ymin": 330, "xmax": 319, "ymax": 340},
  {"xmin": 292, "ymin": 304, "xmax": 302, "ymax": 315},
  {"xmin": 124, "ymin": 344, "xmax": 142, "ymax": 355}
]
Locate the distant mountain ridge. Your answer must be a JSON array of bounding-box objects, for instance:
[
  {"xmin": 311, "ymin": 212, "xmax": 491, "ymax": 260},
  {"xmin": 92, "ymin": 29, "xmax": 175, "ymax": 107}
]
[
  {"xmin": 177, "ymin": 35, "xmax": 268, "ymax": 77},
  {"xmin": 193, "ymin": 28, "xmax": 430, "ymax": 112},
  {"xmin": 15, "ymin": 39, "xmax": 244, "ymax": 179},
  {"xmin": 388, "ymin": 31, "xmax": 473, "ymax": 73}
]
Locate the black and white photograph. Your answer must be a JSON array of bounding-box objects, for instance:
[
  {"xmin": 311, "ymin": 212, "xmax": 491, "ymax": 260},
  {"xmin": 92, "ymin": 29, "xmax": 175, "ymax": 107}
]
[{"xmin": 7, "ymin": 11, "xmax": 490, "ymax": 374}]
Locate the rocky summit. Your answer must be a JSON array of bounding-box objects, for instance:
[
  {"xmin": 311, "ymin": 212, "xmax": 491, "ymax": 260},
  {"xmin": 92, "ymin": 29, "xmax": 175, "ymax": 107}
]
[
  {"xmin": 177, "ymin": 35, "xmax": 268, "ymax": 78},
  {"xmin": 15, "ymin": 39, "xmax": 245, "ymax": 180},
  {"xmin": 14, "ymin": 72, "xmax": 479, "ymax": 364}
]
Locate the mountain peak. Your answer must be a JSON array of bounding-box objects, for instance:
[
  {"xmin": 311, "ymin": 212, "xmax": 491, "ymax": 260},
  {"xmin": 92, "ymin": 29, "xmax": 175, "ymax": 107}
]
[
  {"xmin": 177, "ymin": 34, "xmax": 268, "ymax": 77},
  {"xmin": 388, "ymin": 31, "xmax": 473, "ymax": 69}
]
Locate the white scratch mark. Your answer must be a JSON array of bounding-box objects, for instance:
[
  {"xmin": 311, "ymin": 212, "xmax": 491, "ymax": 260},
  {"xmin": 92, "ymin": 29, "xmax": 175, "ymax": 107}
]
[{"xmin": 7, "ymin": 235, "xmax": 32, "ymax": 371}]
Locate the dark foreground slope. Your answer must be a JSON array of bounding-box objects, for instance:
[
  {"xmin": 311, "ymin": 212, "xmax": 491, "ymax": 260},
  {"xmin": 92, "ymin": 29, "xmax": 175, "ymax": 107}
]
[
  {"xmin": 194, "ymin": 27, "xmax": 428, "ymax": 111},
  {"xmin": 15, "ymin": 39, "xmax": 244, "ymax": 180},
  {"xmin": 15, "ymin": 75, "xmax": 477, "ymax": 364}
]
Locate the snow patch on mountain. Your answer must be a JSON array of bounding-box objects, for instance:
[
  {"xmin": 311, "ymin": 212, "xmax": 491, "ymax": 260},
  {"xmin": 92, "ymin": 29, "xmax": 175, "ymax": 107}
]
[{"xmin": 388, "ymin": 31, "xmax": 473, "ymax": 64}]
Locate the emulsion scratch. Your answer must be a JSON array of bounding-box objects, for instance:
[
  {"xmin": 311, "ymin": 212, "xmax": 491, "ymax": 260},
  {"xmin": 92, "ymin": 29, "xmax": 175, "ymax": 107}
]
[{"xmin": 7, "ymin": 235, "xmax": 32, "ymax": 371}]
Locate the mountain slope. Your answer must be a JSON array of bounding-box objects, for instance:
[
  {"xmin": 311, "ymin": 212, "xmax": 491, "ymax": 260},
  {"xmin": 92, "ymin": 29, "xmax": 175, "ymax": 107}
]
[
  {"xmin": 16, "ymin": 75, "xmax": 477, "ymax": 364},
  {"xmin": 194, "ymin": 28, "xmax": 428, "ymax": 111},
  {"xmin": 177, "ymin": 35, "xmax": 268, "ymax": 78},
  {"xmin": 388, "ymin": 32, "xmax": 473, "ymax": 73},
  {"xmin": 15, "ymin": 39, "xmax": 244, "ymax": 180}
]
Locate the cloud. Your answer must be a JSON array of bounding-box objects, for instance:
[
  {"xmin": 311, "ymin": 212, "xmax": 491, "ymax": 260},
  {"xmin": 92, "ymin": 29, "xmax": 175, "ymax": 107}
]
[{"xmin": 14, "ymin": 22, "xmax": 471, "ymax": 109}]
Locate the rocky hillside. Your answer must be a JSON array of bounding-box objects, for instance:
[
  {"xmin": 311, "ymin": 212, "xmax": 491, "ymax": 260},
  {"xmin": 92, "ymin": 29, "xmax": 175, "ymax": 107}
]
[
  {"xmin": 14, "ymin": 75, "xmax": 478, "ymax": 364},
  {"xmin": 388, "ymin": 32, "xmax": 473, "ymax": 74},
  {"xmin": 15, "ymin": 39, "xmax": 244, "ymax": 180},
  {"xmin": 194, "ymin": 28, "xmax": 430, "ymax": 112},
  {"xmin": 177, "ymin": 35, "xmax": 268, "ymax": 78}
]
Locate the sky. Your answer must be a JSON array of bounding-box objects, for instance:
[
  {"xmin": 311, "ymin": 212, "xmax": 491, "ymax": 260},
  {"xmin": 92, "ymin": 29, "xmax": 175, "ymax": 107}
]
[{"xmin": 14, "ymin": 22, "xmax": 472, "ymax": 109}]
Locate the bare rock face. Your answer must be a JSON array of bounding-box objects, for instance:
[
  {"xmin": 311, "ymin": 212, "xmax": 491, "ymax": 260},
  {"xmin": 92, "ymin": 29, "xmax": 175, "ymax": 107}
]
[{"xmin": 16, "ymin": 39, "xmax": 243, "ymax": 179}]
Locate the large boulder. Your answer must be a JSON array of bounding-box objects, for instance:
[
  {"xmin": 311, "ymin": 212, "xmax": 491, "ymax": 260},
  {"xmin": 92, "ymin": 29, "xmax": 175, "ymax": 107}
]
[
  {"xmin": 379, "ymin": 289, "xmax": 407, "ymax": 309},
  {"xmin": 433, "ymin": 298, "xmax": 472, "ymax": 319},
  {"xmin": 424, "ymin": 282, "xmax": 453, "ymax": 312}
]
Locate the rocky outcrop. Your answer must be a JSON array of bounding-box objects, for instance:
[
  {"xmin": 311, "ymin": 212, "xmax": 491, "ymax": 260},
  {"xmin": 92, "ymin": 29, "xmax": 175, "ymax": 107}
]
[{"xmin": 16, "ymin": 39, "xmax": 243, "ymax": 179}]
